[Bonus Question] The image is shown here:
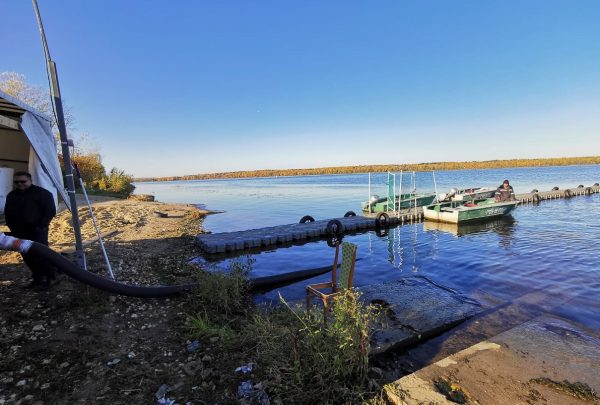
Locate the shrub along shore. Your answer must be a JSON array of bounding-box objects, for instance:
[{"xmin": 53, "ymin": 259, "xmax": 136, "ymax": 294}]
[{"xmin": 134, "ymin": 155, "xmax": 600, "ymax": 183}]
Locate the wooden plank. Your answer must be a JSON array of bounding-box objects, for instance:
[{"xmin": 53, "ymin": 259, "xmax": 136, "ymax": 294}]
[{"xmin": 57, "ymin": 230, "xmax": 119, "ymax": 254}]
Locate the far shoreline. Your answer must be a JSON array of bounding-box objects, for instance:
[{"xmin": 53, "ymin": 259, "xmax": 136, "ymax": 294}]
[{"xmin": 133, "ymin": 156, "xmax": 600, "ymax": 183}]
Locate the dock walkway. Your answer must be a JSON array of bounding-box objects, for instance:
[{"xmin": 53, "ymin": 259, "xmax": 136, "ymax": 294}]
[{"xmin": 195, "ymin": 184, "xmax": 600, "ymax": 255}]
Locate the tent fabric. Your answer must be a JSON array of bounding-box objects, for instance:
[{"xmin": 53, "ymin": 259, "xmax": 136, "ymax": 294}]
[
  {"xmin": 0, "ymin": 89, "xmax": 69, "ymax": 210},
  {"xmin": 21, "ymin": 110, "xmax": 68, "ymax": 210}
]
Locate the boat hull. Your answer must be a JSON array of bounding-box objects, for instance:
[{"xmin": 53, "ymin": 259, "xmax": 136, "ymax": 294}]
[
  {"xmin": 362, "ymin": 193, "xmax": 437, "ymax": 213},
  {"xmin": 423, "ymin": 200, "xmax": 518, "ymax": 224}
]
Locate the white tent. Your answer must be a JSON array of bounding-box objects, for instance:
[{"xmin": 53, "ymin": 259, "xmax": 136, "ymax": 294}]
[{"xmin": 0, "ymin": 89, "xmax": 69, "ymax": 213}]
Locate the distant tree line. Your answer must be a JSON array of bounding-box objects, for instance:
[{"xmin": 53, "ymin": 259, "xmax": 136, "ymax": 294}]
[{"xmin": 135, "ymin": 156, "xmax": 600, "ymax": 183}]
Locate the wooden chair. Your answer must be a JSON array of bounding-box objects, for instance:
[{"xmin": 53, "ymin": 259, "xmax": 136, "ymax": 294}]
[{"xmin": 306, "ymin": 242, "xmax": 358, "ymax": 320}]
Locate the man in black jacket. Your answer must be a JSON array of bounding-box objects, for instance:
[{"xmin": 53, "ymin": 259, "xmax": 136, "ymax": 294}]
[
  {"xmin": 5, "ymin": 171, "xmax": 57, "ymax": 288},
  {"xmin": 495, "ymin": 179, "xmax": 516, "ymax": 202}
]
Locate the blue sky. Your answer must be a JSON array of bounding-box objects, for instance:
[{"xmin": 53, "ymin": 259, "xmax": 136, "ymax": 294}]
[{"xmin": 2, "ymin": 1, "xmax": 599, "ymax": 177}]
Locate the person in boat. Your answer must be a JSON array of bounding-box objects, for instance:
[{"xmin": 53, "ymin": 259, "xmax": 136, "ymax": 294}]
[
  {"xmin": 4, "ymin": 171, "xmax": 59, "ymax": 289},
  {"xmin": 495, "ymin": 179, "xmax": 516, "ymax": 202}
]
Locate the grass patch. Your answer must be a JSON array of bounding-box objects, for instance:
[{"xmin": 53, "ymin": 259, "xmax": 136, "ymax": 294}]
[
  {"xmin": 187, "ymin": 311, "xmax": 237, "ymax": 342},
  {"xmin": 184, "ymin": 259, "xmax": 383, "ymax": 403},
  {"xmin": 246, "ymin": 290, "xmax": 380, "ymax": 404},
  {"xmin": 186, "ymin": 258, "xmax": 252, "ymax": 321}
]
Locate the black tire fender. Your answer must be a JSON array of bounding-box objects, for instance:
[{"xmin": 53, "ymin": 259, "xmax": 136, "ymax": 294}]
[
  {"xmin": 375, "ymin": 212, "xmax": 389, "ymax": 228},
  {"xmin": 375, "ymin": 228, "xmax": 388, "ymax": 237},
  {"xmin": 577, "ymin": 184, "xmax": 584, "ymax": 188},
  {"xmin": 531, "ymin": 189, "xmax": 538, "ymax": 193},
  {"xmin": 552, "ymin": 186, "xmax": 559, "ymax": 191},
  {"xmin": 326, "ymin": 235, "xmax": 344, "ymax": 248},
  {"xmin": 326, "ymin": 219, "xmax": 344, "ymax": 236},
  {"xmin": 343, "ymin": 211, "xmax": 356, "ymax": 218},
  {"xmin": 299, "ymin": 215, "xmax": 315, "ymax": 224}
]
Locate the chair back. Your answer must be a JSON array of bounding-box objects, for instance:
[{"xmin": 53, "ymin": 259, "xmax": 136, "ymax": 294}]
[{"xmin": 337, "ymin": 242, "xmax": 357, "ymax": 290}]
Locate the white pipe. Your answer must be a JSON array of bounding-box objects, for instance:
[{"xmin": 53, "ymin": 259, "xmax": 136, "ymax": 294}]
[
  {"xmin": 413, "ymin": 171, "xmax": 417, "ymax": 218},
  {"xmin": 393, "ymin": 173, "xmax": 396, "ymax": 212},
  {"xmin": 368, "ymin": 172, "xmax": 371, "ymax": 213},
  {"xmin": 398, "ymin": 170, "xmax": 403, "ymax": 219},
  {"xmin": 432, "ymin": 170, "xmax": 439, "ymax": 203}
]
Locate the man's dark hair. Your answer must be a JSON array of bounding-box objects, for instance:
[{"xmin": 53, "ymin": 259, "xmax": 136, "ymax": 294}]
[{"xmin": 14, "ymin": 171, "xmax": 32, "ymax": 179}]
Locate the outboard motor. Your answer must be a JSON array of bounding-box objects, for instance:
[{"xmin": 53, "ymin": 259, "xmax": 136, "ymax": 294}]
[{"xmin": 441, "ymin": 188, "xmax": 458, "ymax": 201}]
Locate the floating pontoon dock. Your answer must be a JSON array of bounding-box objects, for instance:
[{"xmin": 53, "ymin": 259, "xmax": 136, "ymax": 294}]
[{"xmin": 195, "ymin": 184, "xmax": 600, "ymax": 255}]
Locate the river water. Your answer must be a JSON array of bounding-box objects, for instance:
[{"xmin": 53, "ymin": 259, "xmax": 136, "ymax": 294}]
[{"xmin": 134, "ymin": 165, "xmax": 600, "ymax": 331}]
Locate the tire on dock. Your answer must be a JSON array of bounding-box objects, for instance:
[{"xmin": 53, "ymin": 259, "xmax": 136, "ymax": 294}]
[
  {"xmin": 344, "ymin": 211, "xmax": 356, "ymax": 217},
  {"xmin": 326, "ymin": 219, "xmax": 344, "ymax": 236},
  {"xmin": 299, "ymin": 215, "xmax": 315, "ymax": 224},
  {"xmin": 375, "ymin": 212, "xmax": 390, "ymax": 228},
  {"xmin": 552, "ymin": 186, "xmax": 559, "ymax": 191},
  {"xmin": 327, "ymin": 235, "xmax": 344, "ymax": 247},
  {"xmin": 531, "ymin": 189, "xmax": 538, "ymax": 193}
]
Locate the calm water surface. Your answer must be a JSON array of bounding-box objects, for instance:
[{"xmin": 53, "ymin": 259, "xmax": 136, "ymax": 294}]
[{"xmin": 135, "ymin": 165, "xmax": 600, "ymax": 331}]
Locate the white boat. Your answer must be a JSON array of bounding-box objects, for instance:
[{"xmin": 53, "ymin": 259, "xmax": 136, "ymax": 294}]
[{"xmin": 423, "ymin": 198, "xmax": 519, "ymax": 224}]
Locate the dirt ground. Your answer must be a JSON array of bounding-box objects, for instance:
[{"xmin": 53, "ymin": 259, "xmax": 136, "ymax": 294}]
[{"xmin": 0, "ymin": 197, "xmax": 249, "ymax": 405}]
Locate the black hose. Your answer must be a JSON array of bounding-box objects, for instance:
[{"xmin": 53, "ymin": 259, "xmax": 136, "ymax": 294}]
[
  {"xmin": 29, "ymin": 243, "xmax": 194, "ymax": 297},
  {"xmin": 27, "ymin": 242, "xmax": 351, "ymax": 298}
]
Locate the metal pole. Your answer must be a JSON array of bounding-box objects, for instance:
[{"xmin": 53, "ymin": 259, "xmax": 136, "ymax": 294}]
[
  {"xmin": 392, "ymin": 173, "xmax": 396, "ymax": 211},
  {"xmin": 75, "ymin": 165, "xmax": 115, "ymax": 280},
  {"xmin": 413, "ymin": 171, "xmax": 417, "ymax": 218},
  {"xmin": 432, "ymin": 170, "xmax": 439, "ymax": 203},
  {"xmin": 398, "ymin": 170, "xmax": 402, "ymax": 219},
  {"xmin": 32, "ymin": 0, "xmax": 86, "ymax": 269},
  {"xmin": 368, "ymin": 172, "xmax": 371, "ymax": 213}
]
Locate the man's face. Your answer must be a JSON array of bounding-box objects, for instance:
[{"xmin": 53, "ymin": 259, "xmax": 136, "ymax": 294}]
[
  {"xmin": 13, "ymin": 176, "xmax": 32, "ymax": 191},
  {"xmin": 503, "ymin": 182, "xmax": 510, "ymax": 189}
]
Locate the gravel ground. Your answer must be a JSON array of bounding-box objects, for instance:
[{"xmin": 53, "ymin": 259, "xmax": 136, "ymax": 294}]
[{"xmin": 0, "ymin": 199, "xmax": 250, "ymax": 404}]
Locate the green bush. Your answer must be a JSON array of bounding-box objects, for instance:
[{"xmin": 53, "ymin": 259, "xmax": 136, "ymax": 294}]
[
  {"xmin": 186, "ymin": 258, "xmax": 252, "ymax": 323},
  {"xmin": 60, "ymin": 153, "xmax": 136, "ymax": 197},
  {"xmin": 248, "ymin": 290, "xmax": 379, "ymax": 404},
  {"xmin": 102, "ymin": 168, "xmax": 136, "ymax": 196}
]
